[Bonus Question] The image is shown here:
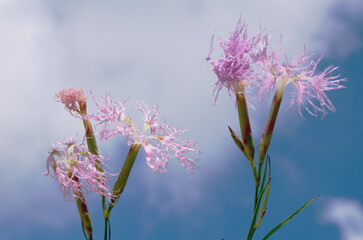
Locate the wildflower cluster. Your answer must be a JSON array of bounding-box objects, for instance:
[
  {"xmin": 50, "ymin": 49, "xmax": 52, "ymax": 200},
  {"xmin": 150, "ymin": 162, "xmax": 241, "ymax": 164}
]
[
  {"xmin": 43, "ymin": 16, "xmax": 345, "ymax": 240},
  {"xmin": 206, "ymin": 18, "xmax": 345, "ymax": 240},
  {"xmin": 207, "ymin": 19, "xmax": 345, "ymax": 117},
  {"xmin": 46, "ymin": 88, "xmax": 199, "ymax": 239},
  {"xmin": 47, "ymin": 89, "xmax": 199, "ymax": 200}
]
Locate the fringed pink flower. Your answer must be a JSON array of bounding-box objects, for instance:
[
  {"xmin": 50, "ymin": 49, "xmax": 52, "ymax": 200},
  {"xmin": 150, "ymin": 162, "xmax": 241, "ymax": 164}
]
[
  {"xmin": 45, "ymin": 138, "xmax": 111, "ymax": 201},
  {"xmin": 86, "ymin": 94, "xmax": 200, "ymax": 174},
  {"xmin": 55, "ymin": 88, "xmax": 87, "ymax": 116},
  {"xmin": 206, "ymin": 18, "xmax": 270, "ymax": 103},
  {"xmin": 260, "ymin": 49, "xmax": 346, "ymax": 117}
]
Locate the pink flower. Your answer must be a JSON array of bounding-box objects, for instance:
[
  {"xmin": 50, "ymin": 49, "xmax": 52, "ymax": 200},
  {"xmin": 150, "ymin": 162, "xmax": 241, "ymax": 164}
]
[
  {"xmin": 87, "ymin": 94, "xmax": 130, "ymax": 141},
  {"xmin": 206, "ymin": 18, "xmax": 269, "ymax": 103},
  {"xmin": 87, "ymin": 95, "xmax": 200, "ymax": 174},
  {"xmin": 55, "ymin": 88, "xmax": 87, "ymax": 116},
  {"xmin": 45, "ymin": 138, "xmax": 111, "ymax": 201},
  {"xmin": 260, "ymin": 49, "xmax": 346, "ymax": 117}
]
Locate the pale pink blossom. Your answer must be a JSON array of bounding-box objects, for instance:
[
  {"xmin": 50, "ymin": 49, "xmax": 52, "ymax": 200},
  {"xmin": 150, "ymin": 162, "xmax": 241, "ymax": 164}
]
[
  {"xmin": 87, "ymin": 95, "xmax": 200, "ymax": 174},
  {"xmin": 55, "ymin": 88, "xmax": 87, "ymax": 116},
  {"xmin": 86, "ymin": 94, "xmax": 129, "ymax": 141},
  {"xmin": 45, "ymin": 138, "xmax": 111, "ymax": 201},
  {"xmin": 260, "ymin": 49, "xmax": 346, "ymax": 117},
  {"xmin": 206, "ymin": 18, "xmax": 269, "ymax": 103}
]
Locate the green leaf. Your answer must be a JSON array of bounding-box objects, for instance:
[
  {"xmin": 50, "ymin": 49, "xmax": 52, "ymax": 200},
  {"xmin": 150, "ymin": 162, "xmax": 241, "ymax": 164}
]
[
  {"xmin": 228, "ymin": 126, "xmax": 258, "ymax": 185},
  {"xmin": 259, "ymin": 156, "xmax": 270, "ymax": 194},
  {"xmin": 82, "ymin": 223, "xmax": 89, "ymax": 240},
  {"xmin": 247, "ymin": 176, "xmax": 271, "ymax": 239},
  {"xmin": 228, "ymin": 126, "xmax": 244, "ymax": 153},
  {"xmin": 262, "ymin": 195, "xmax": 320, "ymax": 240},
  {"xmin": 255, "ymin": 158, "xmax": 271, "ymax": 230}
]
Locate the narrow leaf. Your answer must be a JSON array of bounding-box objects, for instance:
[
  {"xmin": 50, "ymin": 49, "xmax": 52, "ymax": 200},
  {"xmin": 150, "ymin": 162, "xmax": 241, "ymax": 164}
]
[
  {"xmin": 259, "ymin": 156, "xmax": 270, "ymax": 194},
  {"xmin": 247, "ymin": 177, "xmax": 271, "ymax": 239},
  {"xmin": 228, "ymin": 126, "xmax": 244, "ymax": 153},
  {"xmin": 255, "ymin": 158, "xmax": 271, "ymax": 230},
  {"xmin": 262, "ymin": 195, "xmax": 320, "ymax": 240},
  {"xmin": 82, "ymin": 223, "xmax": 89, "ymax": 240}
]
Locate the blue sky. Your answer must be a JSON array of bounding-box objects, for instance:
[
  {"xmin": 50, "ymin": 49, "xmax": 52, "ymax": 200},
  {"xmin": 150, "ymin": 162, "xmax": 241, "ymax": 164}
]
[{"xmin": 0, "ymin": 0, "xmax": 362, "ymax": 239}]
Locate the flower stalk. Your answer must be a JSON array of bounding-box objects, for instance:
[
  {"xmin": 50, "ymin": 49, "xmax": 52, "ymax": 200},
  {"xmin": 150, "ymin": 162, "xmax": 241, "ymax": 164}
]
[
  {"xmin": 50, "ymin": 77, "xmax": 200, "ymax": 239},
  {"xmin": 76, "ymin": 196, "xmax": 93, "ymax": 240},
  {"xmin": 234, "ymin": 82, "xmax": 257, "ymax": 185},
  {"xmin": 207, "ymin": 18, "xmax": 338, "ymax": 240},
  {"xmin": 70, "ymin": 173, "xmax": 93, "ymax": 240},
  {"xmin": 107, "ymin": 143, "xmax": 141, "ymax": 218},
  {"xmin": 235, "ymin": 83, "xmax": 255, "ymax": 162},
  {"xmin": 257, "ymin": 78, "xmax": 286, "ymax": 175},
  {"xmin": 80, "ymin": 101, "xmax": 108, "ymax": 217}
]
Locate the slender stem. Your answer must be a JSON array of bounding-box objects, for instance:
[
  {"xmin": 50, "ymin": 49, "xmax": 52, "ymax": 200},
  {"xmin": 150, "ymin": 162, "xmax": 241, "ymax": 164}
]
[
  {"xmin": 247, "ymin": 163, "xmax": 262, "ymax": 240},
  {"xmin": 108, "ymin": 218, "xmax": 111, "ymax": 240},
  {"xmin": 82, "ymin": 117, "xmax": 108, "ymax": 220},
  {"xmin": 83, "ymin": 118, "xmax": 103, "ymax": 171},
  {"xmin": 247, "ymin": 184, "xmax": 260, "ymax": 240},
  {"xmin": 82, "ymin": 223, "xmax": 89, "ymax": 240},
  {"xmin": 254, "ymin": 164, "xmax": 263, "ymax": 208},
  {"xmin": 104, "ymin": 217, "xmax": 108, "ymax": 240},
  {"xmin": 107, "ymin": 143, "xmax": 141, "ymax": 217},
  {"xmin": 74, "ymin": 186, "xmax": 93, "ymax": 239},
  {"xmin": 257, "ymin": 81, "xmax": 286, "ymax": 167},
  {"xmin": 234, "ymin": 87, "xmax": 257, "ymax": 185},
  {"xmin": 236, "ymin": 91, "xmax": 255, "ymax": 163}
]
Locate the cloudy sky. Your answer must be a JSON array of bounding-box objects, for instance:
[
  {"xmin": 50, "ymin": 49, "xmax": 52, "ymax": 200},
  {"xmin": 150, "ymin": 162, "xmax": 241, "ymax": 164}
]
[{"xmin": 0, "ymin": 0, "xmax": 362, "ymax": 239}]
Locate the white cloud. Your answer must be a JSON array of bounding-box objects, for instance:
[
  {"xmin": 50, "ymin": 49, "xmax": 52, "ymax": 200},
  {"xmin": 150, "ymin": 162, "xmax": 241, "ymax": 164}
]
[
  {"xmin": 313, "ymin": 0, "xmax": 363, "ymax": 58},
  {"xmin": 321, "ymin": 197, "xmax": 363, "ymax": 240}
]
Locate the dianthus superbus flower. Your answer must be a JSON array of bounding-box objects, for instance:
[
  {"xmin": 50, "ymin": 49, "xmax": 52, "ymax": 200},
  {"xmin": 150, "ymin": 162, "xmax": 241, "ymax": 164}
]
[
  {"xmin": 206, "ymin": 18, "xmax": 268, "ymax": 167},
  {"xmin": 206, "ymin": 18, "xmax": 269, "ymax": 104},
  {"xmin": 257, "ymin": 49, "xmax": 345, "ymax": 165},
  {"xmin": 260, "ymin": 49, "xmax": 345, "ymax": 117},
  {"xmin": 86, "ymin": 94, "xmax": 200, "ymax": 174},
  {"xmin": 45, "ymin": 138, "xmax": 111, "ymax": 201}
]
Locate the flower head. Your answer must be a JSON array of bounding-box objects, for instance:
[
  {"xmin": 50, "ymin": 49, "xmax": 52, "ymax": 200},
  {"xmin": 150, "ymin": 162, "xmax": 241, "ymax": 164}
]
[
  {"xmin": 260, "ymin": 49, "xmax": 346, "ymax": 117},
  {"xmin": 45, "ymin": 138, "xmax": 111, "ymax": 201},
  {"xmin": 206, "ymin": 18, "xmax": 269, "ymax": 103},
  {"xmin": 55, "ymin": 88, "xmax": 87, "ymax": 116},
  {"xmin": 86, "ymin": 94, "xmax": 200, "ymax": 174}
]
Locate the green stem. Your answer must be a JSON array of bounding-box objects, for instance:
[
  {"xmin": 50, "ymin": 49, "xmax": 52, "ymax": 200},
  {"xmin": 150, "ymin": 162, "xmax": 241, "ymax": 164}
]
[
  {"xmin": 81, "ymin": 223, "xmax": 89, "ymax": 240},
  {"xmin": 234, "ymin": 84, "xmax": 257, "ymax": 185},
  {"xmin": 254, "ymin": 164, "xmax": 262, "ymax": 208},
  {"xmin": 83, "ymin": 119, "xmax": 103, "ymax": 171},
  {"xmin": 107, "ymin": 143, "xmax": 141, "ymax": 217},
  {"xmin": 82, "ymin": 118, "xmax": 108, "ymax": 219},
  {"xmin": 75, "ymin": 192, "xmax": 93, "ymax": 239},
  {"xmin": 246, "ymin": 156, "xmax": 271, "ymax": 240},
  {"xmin": 104, "ymin": 217, "xmax": 108, "ymax": 240},
  {"xmin": 236, "ymin": 91, "xmax": 255, "ymax": 163},
  {"xmin": 247, "ymin": 184, "xmax": 260, "ymax": 240},
  {"xmin": 68, "ymin": 171, "xmax": 93, "ymax": 239},
  {"xmin": 247, "ymin": 164, "xmax": 262, "ymax": 240},
  {"xmin": 257, "ymin": 81, "xmax": 286, "ymax": 167},
  {"xmin": 247, "ymin": 176, "xmax": 271, "ymax": 240},
  {"xmin": 108, "ymin": 218, "xmax": 111, "ymax": 240}
]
